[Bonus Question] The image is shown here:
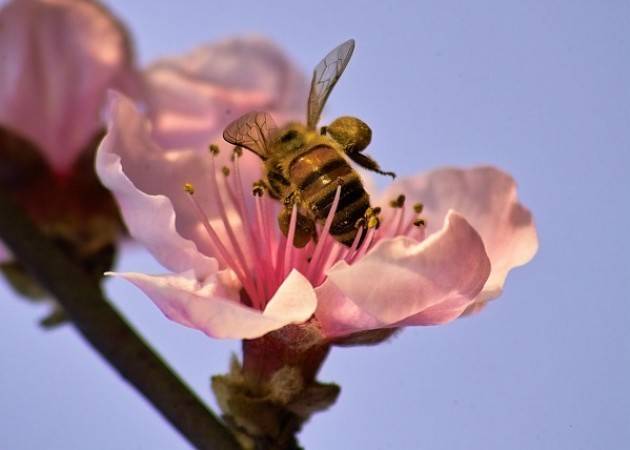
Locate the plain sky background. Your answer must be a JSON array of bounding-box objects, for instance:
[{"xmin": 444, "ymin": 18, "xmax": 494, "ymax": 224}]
[{"xmin": 1, "ymin": 1, "xmax": 629, "ymax": 449}]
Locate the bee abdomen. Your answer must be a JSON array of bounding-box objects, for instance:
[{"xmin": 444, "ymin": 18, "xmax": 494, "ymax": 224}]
[
  {"xmin": 330, "ymin": 194, "xmax": 370, "ymax": 242},
  {"xmin": 311, "ymin": 176, "xmax": 365, "ymax": 218},
  {"xmin": 289, "ymin": 145, "xmax": 371, "ymax": 247},
  {"xmin": 311, "ymin": 177, "xmax": 370, "ymax": 246}
]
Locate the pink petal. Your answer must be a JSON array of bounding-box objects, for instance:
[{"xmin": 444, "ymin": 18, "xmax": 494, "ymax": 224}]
[
  {"xmin": 396, "ymin": 297, "xmax": 473, "ymax": 326},
  {"xmin": 315, "ymin": 280, "xmax": 383, "ymax": 338},
  {"xmin": 96, "ymin": 92, "xmax": 217, "ymax": 277},
  {"xmin": 319, "ymin": 211, "xmax": 491, "ymax": 331},
  {"xmin": 144, "ymin": 36, "xmax": 307, "ymax": 149},
  {"xmin": 382, "ymin": 166, "xmax": 538, "ymax": 309},
  {"xmin": 111, "ymin": 269, "xmax": 316, "ymax": 339},
  {"xmin": 0, "ymin": 0, "xmax": 140, "ymax": 174}
]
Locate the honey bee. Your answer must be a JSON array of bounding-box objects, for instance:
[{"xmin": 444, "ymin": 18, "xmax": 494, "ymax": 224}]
[{"xmin": 223, "ymin": 39, "xmax": 394, "ymax": 247}]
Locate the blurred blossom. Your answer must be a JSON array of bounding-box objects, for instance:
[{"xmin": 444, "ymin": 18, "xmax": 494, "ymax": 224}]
[
  {"xmin": 0, "ymin": 0, "xmax": 142, "ymax": 313},
  {"xmin": 97, "ymin": 92, "xmax": 538, "ymax": 343},
  {"xmin": 0, "ymin": 0, "xmax": 140, "ymax": 175},
  {"xmin": 144, "ymin": 36, "xmax": 306, "ymax": 149}
]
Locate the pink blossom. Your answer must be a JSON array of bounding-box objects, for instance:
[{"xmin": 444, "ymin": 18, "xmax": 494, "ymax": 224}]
[
  {"xmin": 144, "ymin": 36, "xmax": 307, "ymax": 150},
  {"xmin": 0, "ymin": 0, "xmax": 140, "ymax": 175},
  {"xmin": 97, "ymin": 92, "xmax": 538, "ymax": 340}
]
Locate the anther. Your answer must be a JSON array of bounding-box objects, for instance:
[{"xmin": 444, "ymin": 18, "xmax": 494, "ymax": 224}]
[
  {"xmin": 413, "ymin": 218, "xmax": 426, "ymax": 227},
  {"xmin": 209, "ymin": 144, "xmax": 220, "ymax": 155},
  {"xmin": 222, "ymin": 166, "xmax": 230, "ymax": 177},
  {"xmin": 372, "ymin": 206, "xmax": 382, "ymax": 215},
  {"xmin": 389, "ymin": 194, "xmax": 406, "ymax": 208},
  {"xmin": 231, "ymin": 145, "xmax": 243, "ymax": 161},
  {"xmin": 413, "ymin": 202, "xmax": 424, "ymax": 214},
  {"xmin": 183, "ymin": 183, "xmax": 195, "ymax": 195},
  {"xmin": 252, "ymin": 180, "xmax": 266, "ymax": 197}
]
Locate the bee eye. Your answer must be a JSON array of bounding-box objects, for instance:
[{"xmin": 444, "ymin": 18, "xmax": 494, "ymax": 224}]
[{"xmin": 280, "ymin": 130, "xmax": 298, "ymax": 143}]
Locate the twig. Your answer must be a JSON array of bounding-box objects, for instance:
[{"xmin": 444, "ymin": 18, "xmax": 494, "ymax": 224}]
[{"xmin": 0, "ymin": 189, "xmax": 241, "ymax": 450}]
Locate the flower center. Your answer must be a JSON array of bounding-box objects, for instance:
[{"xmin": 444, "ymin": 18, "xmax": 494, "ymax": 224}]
[{"xmin": 183, "ymin": 147, "xmax": 426, "ymax": 309}]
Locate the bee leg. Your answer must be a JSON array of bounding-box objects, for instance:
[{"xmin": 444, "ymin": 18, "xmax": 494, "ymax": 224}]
[
  {"xmin": 346, "ymin": 152, "xmax": 396, "ymax": 179},
  {"xmin": 277, "ymin": 206, "xmax": 316, "ymax": 248}
]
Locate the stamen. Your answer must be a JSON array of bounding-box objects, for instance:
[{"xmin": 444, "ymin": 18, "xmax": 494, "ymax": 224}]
[
  {"xmin": 253, "ymin": 194, "xmax": 275, "ymax": 297},
  {"xmin": 231, "ymin": 145, "xmax": 243, "ymax": 161},
  {"xmin": 307, "ymin": 184, "xmax": 342, "ymax": 281},
  {"xmin": 389, "ymin": 194, "xmax": 406, "ymax": 208},
  {"xmin": 207, "ymin": 154, "xmax": 255, "ymax": 291},
  {"xmin": 275, "ymin": 235, "xmax": 286, "ymax": 288},
  {"xmin": 393, "ymin": 207, "xmax": 406, "ymax": 236},
  {"xmin": 224, "ymin": 160, "xmax": 268, "ymax": 298},
  {"xmin": 283, "ymin": 204, "xmax": 298, "ymax": 277},
  {"xmin": 309, "ymin": 233, "xmax": 337, "ymax": 283},
  {"xmin": 209, "ymin": 144, "xmax": 220, "ymax": 155},
  {"xmin": 318, "ymin": 241, "xmax": 343, "ymax": 285},
  {"xmin": 351, "ymin": 227, "xmax": 376, "ymax": 263},
  {"xmin": 343, "ymin": 226, "xmax": 364, "ymax": 262},
  {"xmin": 183, "ymin": 184, "xmax": 259, "ymax": 304}
]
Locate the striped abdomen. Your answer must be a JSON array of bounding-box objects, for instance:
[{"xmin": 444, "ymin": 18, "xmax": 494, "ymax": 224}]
[{"xmin": 289, "ymin": 145, "xmax": 370, "ymax": 246}]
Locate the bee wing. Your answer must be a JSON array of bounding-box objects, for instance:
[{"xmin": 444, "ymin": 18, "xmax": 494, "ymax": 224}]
[
  {"xmin": 306, "ymin": 39, "xmax": 356, "ymax": 130},
  {"xmin": 223, "ymin": 111, "xmax": 278, "ymax": 159}
]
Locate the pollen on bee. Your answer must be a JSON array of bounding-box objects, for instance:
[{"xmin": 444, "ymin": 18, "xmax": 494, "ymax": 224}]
[
  {"xmin": 209, "ymin": 144, "xmax": 220, "ymax": 155},
  {"xmin": 367, "ymin": 215, "xmax": 380, "ymax": 229},
  {"xmin": 183, "ymin": 183, "xmax": 195, "ymax": 194},
  {"xmin": 389, "ymin": 194, "xmax": 406, "ymax": 208},
  {"xmin": 222, "ymin": 166, "xmax": 230, "ymax": 177}
]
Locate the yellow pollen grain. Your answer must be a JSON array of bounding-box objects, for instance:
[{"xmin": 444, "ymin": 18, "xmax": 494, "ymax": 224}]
[{"xmin": 183, "ymin": 183, "xmax": 195, "ymax": 194}]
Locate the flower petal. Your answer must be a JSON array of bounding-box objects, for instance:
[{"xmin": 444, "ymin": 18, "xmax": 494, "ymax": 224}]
[
  {"xmin": 315, "ymin": 280, "xmax": 383, "ymax": 338},
  {"xmin": 96, "ymin": 92, "xmax": 217, "ymax": 277},
  {"xmin": 0, "ymin": 0, "xmax": 140, "ymax": 174},
  {"xmin": 111, "ymin": 269, "xmax": 316, "ymax": 339},
  {"xmin": 382, "ymin": 166, "xmax": 538, "ymax": 309},
  {"xmin": 322, "ymin": 211, "xmax": 491, "ymax": 327},
  {"xmin": 144, "ymin": 36, "xmax": 307, "ymax": 149}
]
